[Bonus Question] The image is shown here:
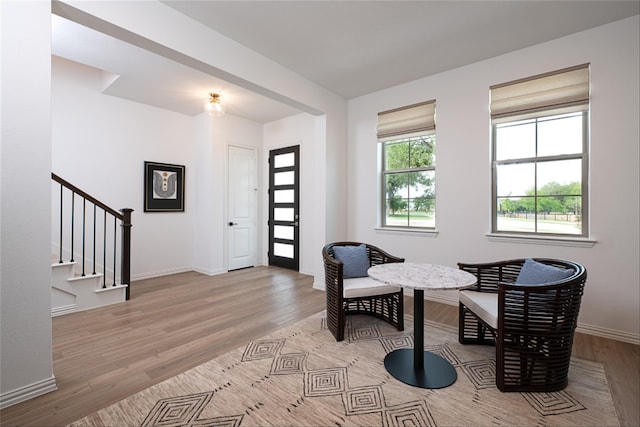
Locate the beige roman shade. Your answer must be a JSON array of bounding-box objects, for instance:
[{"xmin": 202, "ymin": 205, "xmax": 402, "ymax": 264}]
[
  {"xmin": 490, "ymin": 64, "xmax": 590, "ymax": 122},
  {"xmin": 377, "ymin": 100, "xmax": 435, "ymax": 141}
]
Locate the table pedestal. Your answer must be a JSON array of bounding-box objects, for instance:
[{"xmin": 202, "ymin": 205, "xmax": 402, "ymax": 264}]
[{"xmin": 384, "ymin": 289, "xmax": 457, "ymax": 389}]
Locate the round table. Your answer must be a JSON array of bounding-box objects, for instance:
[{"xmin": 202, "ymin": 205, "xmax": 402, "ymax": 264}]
[{"xmin": 368, "ymin": 262, "xmax": 476, "ymax": 389}]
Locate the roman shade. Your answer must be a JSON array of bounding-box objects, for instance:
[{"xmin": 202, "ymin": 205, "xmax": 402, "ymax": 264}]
[
  {"xmin": 377, "ymin": 100, "xmax": 435, "ymax": 141},
  {"xmin": 490, "ymin": 63, "xmax": 590, "ymax": 123}
]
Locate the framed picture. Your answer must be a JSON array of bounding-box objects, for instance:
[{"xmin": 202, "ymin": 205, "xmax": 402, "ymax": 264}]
[{"xmin": 144, "ymin": 161, "xmax": 185, "ymax": 212}]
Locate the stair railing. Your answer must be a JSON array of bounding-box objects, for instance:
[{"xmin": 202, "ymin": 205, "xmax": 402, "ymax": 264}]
[{"xmin": 52, "ymin": 173, "xmax": 133, "ymax": 300}]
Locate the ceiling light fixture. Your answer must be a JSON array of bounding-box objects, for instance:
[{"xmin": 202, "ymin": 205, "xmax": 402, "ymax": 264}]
[{"xmin": 205, "ymin": 92, "xmax": 225, "ymax": 116}]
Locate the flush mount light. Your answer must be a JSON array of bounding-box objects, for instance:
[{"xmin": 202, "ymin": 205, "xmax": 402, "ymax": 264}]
[{"xmin": 204, "ymin": 92, "xmax": 225, "ymax": 116}]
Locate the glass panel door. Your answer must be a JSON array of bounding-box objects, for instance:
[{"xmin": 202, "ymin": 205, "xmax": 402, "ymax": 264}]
[{"xmin": 268, "ymin": 146, "xmax": 300, "ymax": 270}]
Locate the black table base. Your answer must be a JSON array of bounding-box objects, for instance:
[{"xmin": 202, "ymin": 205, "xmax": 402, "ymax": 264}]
[
  {"xmin": 384, "ymin": 288, "xmax": 458, "ymax": 389},
  {"xmin": 384, "ymin": 348, "xmax": 457, "ymax": 388}
]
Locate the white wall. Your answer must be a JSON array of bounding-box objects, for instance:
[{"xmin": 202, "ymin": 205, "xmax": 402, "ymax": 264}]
[
  {"xmin": 0, "ymin": 0, "xmax": 57, "ymax": 408},
  {"xmin": 348, "ymin": 16, "xmax": 640, "ymax": 342},
  {"xmin": 52, "ymin": 56, "xmax": 195, "ymax": 280}
]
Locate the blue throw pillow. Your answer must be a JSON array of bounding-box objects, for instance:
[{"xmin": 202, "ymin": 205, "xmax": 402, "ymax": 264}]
[
  {"xmin": 516, "ymin": 258, "xmax": 574, "ymax": 285},
  {"xmin": 333, "ymin": 244, "xmax": 369, "ymax": 278}
]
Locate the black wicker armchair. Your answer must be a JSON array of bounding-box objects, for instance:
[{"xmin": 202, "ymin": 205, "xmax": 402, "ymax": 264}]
[
  {"xmin": 458, "ymin": 258, "xmax": 587, "ymax": 392},
  {"xmin": 322, "ymin": 242, "xmax": 405, "ymax": 341}
]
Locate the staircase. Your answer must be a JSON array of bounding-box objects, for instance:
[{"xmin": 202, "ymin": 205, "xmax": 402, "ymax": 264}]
[
  {"xmin": 51, "ymin": 261, "xmax": 127, "ymax": 316},
  {"xmin": 51, "ymin": 173, "xmax": 132, "ymax": 316}
]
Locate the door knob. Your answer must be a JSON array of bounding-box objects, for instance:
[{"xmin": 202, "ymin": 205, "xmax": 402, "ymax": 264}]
[{"xmin": 228, "ymin": 222, "xmax": 238, "ymax": 226}]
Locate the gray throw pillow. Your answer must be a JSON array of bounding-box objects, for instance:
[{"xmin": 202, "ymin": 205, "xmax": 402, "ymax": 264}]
[
  {"xmin": 333, "ymin": 244, "xmax": 369, "ymax": 278},
  {"xmin": 516, "ymin": 258, "xmax": 574, "ymax": 285}
]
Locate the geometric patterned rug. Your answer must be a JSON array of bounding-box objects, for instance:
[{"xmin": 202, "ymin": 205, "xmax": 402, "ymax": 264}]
[{"xmin": 69, "ymin": 312, "xmax": 620, "ymax": 426}]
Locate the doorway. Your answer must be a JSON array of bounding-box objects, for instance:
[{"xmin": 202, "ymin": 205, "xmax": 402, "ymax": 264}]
[
  {"xmin": 227, "ymin": 145, "xmax": 258, "ymax": 270},
  {"xmin": 268, "ymin": 145, "xmax": 300, "ymax": 271}
]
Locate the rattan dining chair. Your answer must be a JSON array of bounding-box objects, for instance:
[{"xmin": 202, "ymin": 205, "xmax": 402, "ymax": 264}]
[
  {"xmin": 457, "ymin": 258, "xmax": 587, "ymax": 392},
  {"xmin": 322, "ymin": 242, "xmax": 405, "ymax": 341}
]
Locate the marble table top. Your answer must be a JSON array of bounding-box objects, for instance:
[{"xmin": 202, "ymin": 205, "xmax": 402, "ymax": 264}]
[{"xmin": 368, "ymin": 262, "xmax": 477, "ymax": 291}]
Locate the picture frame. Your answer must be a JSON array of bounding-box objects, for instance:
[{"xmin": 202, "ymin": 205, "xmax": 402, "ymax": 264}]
[{"xmin": 144, "ymin": 161, "xmax": 185, "ymax": 212}]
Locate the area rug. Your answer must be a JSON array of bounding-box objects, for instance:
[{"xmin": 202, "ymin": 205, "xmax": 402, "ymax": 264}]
[{"xmin": 70, "ymin": 312, "xmax": 619, "ymax": 427}]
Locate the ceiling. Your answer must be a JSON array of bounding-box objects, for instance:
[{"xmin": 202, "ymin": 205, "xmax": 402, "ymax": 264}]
[{"xmin": 52, "ymin": 1, "xmax": 639, "ymax": 123}]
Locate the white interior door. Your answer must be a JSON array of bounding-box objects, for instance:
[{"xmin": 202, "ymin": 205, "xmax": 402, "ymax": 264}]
[{"xmin": 228, "ymin": 145, "xmax": 257, "ymax": 270}]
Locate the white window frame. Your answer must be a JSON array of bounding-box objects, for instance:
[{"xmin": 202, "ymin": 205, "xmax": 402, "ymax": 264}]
[
  {"xmin": 380, "ymin": 134, "xmax": 436, "ymax": 231},
  {"xmin": 491, "ymin": 111, "xmax": 589, "ymax": 238}
]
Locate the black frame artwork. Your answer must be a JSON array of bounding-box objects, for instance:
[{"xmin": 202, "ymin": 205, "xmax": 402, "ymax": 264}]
[{"xmin": 144, "ymin": 161, "xmax": 185, "ymax": 212}]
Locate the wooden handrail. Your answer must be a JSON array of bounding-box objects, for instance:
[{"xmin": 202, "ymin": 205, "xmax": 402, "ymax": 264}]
[{"xmin": 52, "ymin": 173, "xmax": 123, "ymax": 220}]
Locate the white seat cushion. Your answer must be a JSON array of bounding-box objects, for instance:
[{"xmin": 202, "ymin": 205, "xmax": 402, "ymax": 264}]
[
  {"xmin": 459, "ymin": 290, "xmax": 498, "ymax": 329},
  {"xmin": 343, "ymin": 277, "xmax": 401, "ymax": 299}
]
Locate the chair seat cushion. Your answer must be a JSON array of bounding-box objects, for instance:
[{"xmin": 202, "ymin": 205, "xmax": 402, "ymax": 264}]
[
  {"xmin": 459, "ymin": 290, "xmax": 498, "ymax": 329},
  {"xmin": 343, "ymin": 277, "xmax": 401, "ymax": 299}
]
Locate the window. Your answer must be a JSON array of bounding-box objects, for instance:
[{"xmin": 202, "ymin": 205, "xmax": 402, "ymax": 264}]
[
  {"xmin": 490, "ymin": 64, "xmax": 589, "ymax": 237},
  {"xmin": 378, "ymin": 100, "xmax": 436, "ymax": 229}
]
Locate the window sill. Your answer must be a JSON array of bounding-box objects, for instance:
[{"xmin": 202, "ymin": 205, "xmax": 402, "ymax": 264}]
[
  {"xmin": 375, "ymin": 227, "xmax": 439, "ymax": 237},
  {"xmin": 486, "ymin": 233, "xmax": 596, "ymax": 248}
]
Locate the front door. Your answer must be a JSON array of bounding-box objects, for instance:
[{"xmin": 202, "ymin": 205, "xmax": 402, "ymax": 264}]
[
  {"xmin": 228, "ymin": 145, "xmax": 257, "ymax": 270},
  {"xmin": 268, "ymin": 145, "xmax": 300, "ymax": 271}
]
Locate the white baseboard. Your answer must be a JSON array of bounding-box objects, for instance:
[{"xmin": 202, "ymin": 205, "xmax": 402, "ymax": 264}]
[
  {"xmin": 130, "ymin": 267, "xmax": 193, "ymax": 281},
  {"xmin": 51, "ymin": 304, "xmax": 77, "ymax": 317},
  {"xmin": 0, "ymin": 375, "xmax": 57, "ymax": 410},
  {"xmin": 576, "ymin": 323, "xmax": 640, "ymax": 345},
  {"xmin": 192, "ymin": 266, "xmax": 226, "ymax": 276}
]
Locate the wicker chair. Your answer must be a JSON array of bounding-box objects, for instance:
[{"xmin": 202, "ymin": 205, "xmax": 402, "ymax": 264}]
[
  {"xmin": 458, "ymin": 258, "xmax": 586, "ymax": 392},
  {"xmin": 322, "ymin": 242, "xmax": 405, "ymax": 341}
]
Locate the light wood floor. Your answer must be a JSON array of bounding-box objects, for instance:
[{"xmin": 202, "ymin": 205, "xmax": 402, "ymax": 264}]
[{"xmin": 0, "ymin": 266, "xmax": 637, "ymax": 426}]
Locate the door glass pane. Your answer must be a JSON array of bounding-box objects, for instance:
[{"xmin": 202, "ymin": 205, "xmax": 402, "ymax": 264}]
[
  {"xmin": 274, "ymin": 208, "xmax": 294, "ymax": 222},
  {"xmin": 274, "ymin": 152, "xmax": 295, "ymax": 168},
  {"xmin": 274, "ymin": 171, "xmax": 294, "ymax": 186},
  {"xmin": 274, "ymin": 189, "xmax": 294, "ymax": 203},
  {"xmin": 274, "ymin": 243, "xmax": 294, "ymax": 258},
  {"xmin": 274, "ymin": 225, "xmax": 294, "ymax": 240}
]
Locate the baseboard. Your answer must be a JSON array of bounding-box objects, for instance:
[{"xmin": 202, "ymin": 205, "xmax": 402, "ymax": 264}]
[
  {"xmin": 51, "ymin": 304, "xmax": 77, "ymax": 317},
  {"xmin": 192, "ymin": 266, "xmax": 226, "ymax": 276},
  {"xmin": 422, "ymin": 291, "xmax": 458, "ymax": 307},
  {"xmin": 130, "ymin": 267, "xmax": 193, "ymax": 281},
  {"xmin": 0, "ymin": 375, "xmax": 57, "ymax": 410},
  {"xmin": 312, "ymin": 279, "xmax": 325, "ymax": 291},
  {"xmin": 576, "ymin": 323, "xmax": 640, "ymax": 345}
]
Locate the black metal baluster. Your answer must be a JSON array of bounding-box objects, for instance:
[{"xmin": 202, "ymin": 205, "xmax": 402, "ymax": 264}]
[
  {"xmin": 70, "ymin": 193, "xmax": 75, "ymax": 262},
  {"xmin": 103, "ymin": 211, "xmax": 107, "ymax": 289},
  {"xmin": 59, "ymin": 184, "xmax": 63, "ymax": 263},
  {"xmin": 92, "ymin": 204, "xmax": 97, "ymax": 275},
  {"xmin": 113, "ymin": 217, "xmax": 117, "ymax": 286},
  {"xmin": 81, "ymin": 198, "xmax": 86, "ymax": 276}
]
